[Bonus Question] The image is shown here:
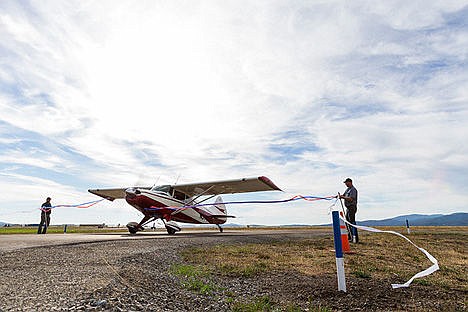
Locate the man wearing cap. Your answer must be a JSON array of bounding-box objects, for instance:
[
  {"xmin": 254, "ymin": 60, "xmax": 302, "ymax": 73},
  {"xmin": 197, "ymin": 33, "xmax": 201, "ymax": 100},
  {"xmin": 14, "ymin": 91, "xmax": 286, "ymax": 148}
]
[
  {"xmin": 37, "ymin": 197, "xmax": 52, "ymax": 234},
  {"xmin": 340, "ymin": 178, "xmax": 359, "ymax": 243}
]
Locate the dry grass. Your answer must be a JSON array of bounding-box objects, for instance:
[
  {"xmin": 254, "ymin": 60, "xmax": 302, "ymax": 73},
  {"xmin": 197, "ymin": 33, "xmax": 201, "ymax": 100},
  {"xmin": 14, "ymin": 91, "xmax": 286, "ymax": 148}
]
[
  {"xmin": 184, "ymin": 238, "xmax": 335, "ymax": 277},
  {"xmin": 182, "ymin": 227, "xmax": 467, "ymax": 290}
]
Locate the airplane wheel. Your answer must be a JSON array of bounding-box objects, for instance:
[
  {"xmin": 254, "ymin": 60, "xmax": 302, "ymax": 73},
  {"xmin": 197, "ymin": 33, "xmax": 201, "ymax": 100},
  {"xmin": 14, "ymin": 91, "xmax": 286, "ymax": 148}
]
[
  {"xmin": 165, "ymin": 221, "xmax": 180, "ymax": 235},
  {"xmin": 126, "ymin": 222, "xmax": 140, "ymax": 235}
]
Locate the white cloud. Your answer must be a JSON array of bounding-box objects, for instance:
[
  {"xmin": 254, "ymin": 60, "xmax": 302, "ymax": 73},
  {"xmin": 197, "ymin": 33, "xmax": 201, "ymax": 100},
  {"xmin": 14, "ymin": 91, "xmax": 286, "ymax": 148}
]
[
  {"xmin": 1, "ymin": 1, "xmax": 467, "ymax": 225},
  {"xmin": 361, "ymin": 0, "xmax": 467, "ymax": 30}
]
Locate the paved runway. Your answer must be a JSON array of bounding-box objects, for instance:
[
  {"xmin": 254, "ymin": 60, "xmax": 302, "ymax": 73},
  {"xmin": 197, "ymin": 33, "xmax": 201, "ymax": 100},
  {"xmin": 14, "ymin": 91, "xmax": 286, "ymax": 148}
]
[
  {"xmin": 0, "ymin": 229, "xmax": 329, "ymax": 252},
  {"xmin": 0, "ymin": 231, "xmax": 208, "ymax": 252},
  {"xmin": 0, "ymin": 232, "xmax": 134, "ymax": 251}
]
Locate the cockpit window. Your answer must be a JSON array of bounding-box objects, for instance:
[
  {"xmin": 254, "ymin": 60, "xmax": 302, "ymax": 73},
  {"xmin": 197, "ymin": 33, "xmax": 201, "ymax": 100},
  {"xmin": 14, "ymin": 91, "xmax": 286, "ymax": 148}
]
[
  {"xmin": 150, "ymin": 185, "xmax": 189, "ymax": 201},
  {"xmin": 172, "ymin": 190, "xmax": 188, "ymax": 201}
]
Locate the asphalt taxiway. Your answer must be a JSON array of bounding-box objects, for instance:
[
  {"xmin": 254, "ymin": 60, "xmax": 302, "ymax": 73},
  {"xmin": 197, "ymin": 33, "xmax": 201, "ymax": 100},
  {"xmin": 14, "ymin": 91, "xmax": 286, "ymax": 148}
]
[
  {"xmin": 0, "ymin": 232, "xmax": 135, "ymax": 251},
  {"xmin": 0, "ymin": 229, "xmax": 329, "ymax": 252}
]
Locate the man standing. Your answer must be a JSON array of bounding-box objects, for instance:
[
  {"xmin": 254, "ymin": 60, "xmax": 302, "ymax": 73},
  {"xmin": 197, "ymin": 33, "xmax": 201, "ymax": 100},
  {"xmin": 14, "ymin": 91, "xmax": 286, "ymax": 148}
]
[
  {"xmin": 340, "ymin": 178, "xmax": 358, "ymax": 243},
  {"xmin": 37, "ymin": 197, "xmax": 52, "ymax": 234}
]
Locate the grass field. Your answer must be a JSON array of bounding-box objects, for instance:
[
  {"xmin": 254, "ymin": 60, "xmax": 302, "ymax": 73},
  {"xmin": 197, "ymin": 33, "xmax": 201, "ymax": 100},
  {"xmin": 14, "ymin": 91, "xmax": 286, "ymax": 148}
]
[
  {"xmin": 174, "ymin": 226, "xmax": 467, "ymax": 311},
  {"xmin": 181, "ymin": 227, "xmax": 467, "ymax": 288}
]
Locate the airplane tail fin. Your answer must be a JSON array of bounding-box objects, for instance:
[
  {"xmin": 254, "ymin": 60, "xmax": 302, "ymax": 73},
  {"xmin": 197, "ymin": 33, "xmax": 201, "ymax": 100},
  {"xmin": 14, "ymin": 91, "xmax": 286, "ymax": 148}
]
[
  {"xmin": 206, "ymin": 196, "xmax": 235, "ymax": 223},
  {"xmin": 201, "ymin": 196, "xmax": 235, "ymax": 223},
  {"xmin": 213, "ymin": 196, "xmax": 226, "ymax": 215}
]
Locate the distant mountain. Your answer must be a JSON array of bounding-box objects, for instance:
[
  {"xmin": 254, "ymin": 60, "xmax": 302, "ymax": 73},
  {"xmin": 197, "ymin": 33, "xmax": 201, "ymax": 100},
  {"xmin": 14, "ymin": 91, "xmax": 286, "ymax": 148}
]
[
  {"xmin": 2, "ymin": 213, "xmax": 466, "ymax": 228},
  {"xmin": 357, "ymin": 212, "xmax": 468, "ymax": 226}
]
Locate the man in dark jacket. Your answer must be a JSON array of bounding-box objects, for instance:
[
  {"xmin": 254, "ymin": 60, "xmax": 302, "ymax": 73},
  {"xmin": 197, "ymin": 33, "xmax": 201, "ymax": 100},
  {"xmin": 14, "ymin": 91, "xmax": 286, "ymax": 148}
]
[
  {"xmin": 37, "ymin": 197, "xmax": 52, "ymax": 234},
  {"xmin": 340, "ymin": 178, "xmax": 358, "ymax": 243}
]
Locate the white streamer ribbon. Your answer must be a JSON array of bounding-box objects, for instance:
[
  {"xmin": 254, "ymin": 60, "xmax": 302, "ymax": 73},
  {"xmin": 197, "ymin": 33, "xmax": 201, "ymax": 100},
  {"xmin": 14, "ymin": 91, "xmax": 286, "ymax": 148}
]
[{"xmin": 339, "ymin": 216, "xmax": 439, "ymax": 289}]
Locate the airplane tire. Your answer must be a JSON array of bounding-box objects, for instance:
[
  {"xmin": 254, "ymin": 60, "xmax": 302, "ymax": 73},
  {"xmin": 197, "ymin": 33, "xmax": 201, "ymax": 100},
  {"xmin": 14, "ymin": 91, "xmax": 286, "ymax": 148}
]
[
  {"xmin": 165, "ymin": 221, "xmax": 180, "ymax": 235},
  {"xmin": 126, "ymin": 222, "xmax": 139, "ymax": 235}
]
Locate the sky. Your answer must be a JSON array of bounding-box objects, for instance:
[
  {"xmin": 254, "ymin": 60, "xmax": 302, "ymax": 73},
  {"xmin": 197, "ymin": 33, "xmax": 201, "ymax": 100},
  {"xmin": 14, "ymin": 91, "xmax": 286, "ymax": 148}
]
[{"xmin": 1, "ymin": 1, "xmax": 467, "ymax": 226}]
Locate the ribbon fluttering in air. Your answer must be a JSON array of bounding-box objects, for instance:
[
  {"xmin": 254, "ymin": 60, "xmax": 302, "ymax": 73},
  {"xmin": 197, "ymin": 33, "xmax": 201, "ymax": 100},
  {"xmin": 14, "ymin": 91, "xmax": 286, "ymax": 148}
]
[
  {"xmin": 144, "ymin": 194, "xmax": 336, "ymax": 211},
  {"xmin": 339, "ymin": 215, "xmax": 439, "ymax": 289},
  {"xmin": 40, "ymin": 199, "xmax": 104, "ymax": 211}
]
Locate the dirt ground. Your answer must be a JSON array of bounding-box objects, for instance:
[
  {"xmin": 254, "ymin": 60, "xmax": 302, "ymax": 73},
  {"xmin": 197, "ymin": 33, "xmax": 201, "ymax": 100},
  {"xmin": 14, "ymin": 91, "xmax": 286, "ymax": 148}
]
[{"xmin": 0, "ymin": 228, "xmax": 466, "ymax": 311}]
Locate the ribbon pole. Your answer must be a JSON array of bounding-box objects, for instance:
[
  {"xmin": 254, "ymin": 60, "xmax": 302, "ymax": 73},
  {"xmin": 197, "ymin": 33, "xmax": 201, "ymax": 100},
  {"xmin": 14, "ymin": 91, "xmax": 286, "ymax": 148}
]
[{"xmin": 332, "ymin": 207, "xmax": 346, "ymax": 292}]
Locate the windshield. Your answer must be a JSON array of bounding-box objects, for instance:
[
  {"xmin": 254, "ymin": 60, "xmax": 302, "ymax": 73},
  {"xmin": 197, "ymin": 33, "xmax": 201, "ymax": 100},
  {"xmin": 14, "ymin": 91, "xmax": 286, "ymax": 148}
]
[{"xmin": 151, "ymin": 185, "xmax": 171, "ymax": 193}]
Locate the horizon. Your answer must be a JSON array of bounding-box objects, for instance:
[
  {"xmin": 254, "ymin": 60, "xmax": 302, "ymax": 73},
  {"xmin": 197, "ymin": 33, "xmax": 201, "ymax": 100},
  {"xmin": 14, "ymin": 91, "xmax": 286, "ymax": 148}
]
[{"xmin": 1, "ymin": 211, "xmax": 466, "ymax": 227}]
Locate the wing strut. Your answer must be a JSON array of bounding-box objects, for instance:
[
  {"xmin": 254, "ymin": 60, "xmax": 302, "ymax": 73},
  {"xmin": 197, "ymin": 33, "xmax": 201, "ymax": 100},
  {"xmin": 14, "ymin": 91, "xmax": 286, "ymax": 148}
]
[{"xmin": 185, "ymin": 185, "xmax": 215, "ymax": 206}]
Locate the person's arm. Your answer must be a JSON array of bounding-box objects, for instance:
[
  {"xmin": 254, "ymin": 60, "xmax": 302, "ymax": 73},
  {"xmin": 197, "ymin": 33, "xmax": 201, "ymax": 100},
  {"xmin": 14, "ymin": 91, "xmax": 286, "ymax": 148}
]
[
  {"xmin": 340, "ymin": 189, "xmax": 357, "ymax": 203},
  {"xmin": 339, "ymin": 194, "xmax": 353, "ymax": 202}
]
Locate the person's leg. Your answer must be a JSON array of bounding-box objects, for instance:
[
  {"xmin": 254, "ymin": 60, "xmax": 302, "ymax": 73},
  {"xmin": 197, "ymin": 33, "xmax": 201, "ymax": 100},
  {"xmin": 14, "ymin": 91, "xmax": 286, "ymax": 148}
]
[
  {"xmin": 43, "ymin": 214, "xmax": 50, "ymax": 234},
  {"xmin": 347, "ymin": 209, "xmax": 358, "ymax": 243},
  {"xmin": 38, "ymin": 213, "xmax": 45, "ymax": 234},
  {"xmin": 345, "ymin": 209, "xmax": 353, "ymax": 240},
  {"xmin": 354, "ymin": 215, "xmax": 359, "ymax": 243}
]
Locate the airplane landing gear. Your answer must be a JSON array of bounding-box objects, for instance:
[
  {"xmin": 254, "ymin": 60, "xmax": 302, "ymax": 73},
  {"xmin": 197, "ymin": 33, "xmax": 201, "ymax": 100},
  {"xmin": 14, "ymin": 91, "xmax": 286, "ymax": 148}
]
[
  {"xmin": 126, "ymin": 216, "xmax": 153, "ymax": 235},
  {"xmin": 217, "ymin": 224, "xmax": 223, "ymax": 233},
  {"xmin": 126, "ymin": 222, "xmax": 141, "ymax": 234},
  {"xmin": 164, "ymin": 220, "xmax": 181, "ymax": 235}
]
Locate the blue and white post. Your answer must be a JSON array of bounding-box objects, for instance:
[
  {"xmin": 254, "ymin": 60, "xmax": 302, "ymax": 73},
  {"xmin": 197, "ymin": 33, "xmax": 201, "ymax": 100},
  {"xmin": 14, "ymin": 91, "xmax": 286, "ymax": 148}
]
[{"xmin": 332, "ymin": 207, "xmax": 347, "ymax": 292}]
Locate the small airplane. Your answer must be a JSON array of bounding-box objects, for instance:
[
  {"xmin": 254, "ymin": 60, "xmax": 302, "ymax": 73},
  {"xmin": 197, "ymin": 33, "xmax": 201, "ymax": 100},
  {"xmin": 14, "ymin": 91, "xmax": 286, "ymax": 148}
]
[{"xmin": 88, "ymin": 176, "xmax": 281, "ymax": 235}]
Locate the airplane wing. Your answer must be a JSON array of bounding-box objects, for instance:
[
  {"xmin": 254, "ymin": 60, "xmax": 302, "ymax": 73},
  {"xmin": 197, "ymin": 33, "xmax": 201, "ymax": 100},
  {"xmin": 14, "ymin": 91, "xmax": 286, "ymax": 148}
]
[
  {"xmin": 88, "ymin": 186, "xmax": 152, "ymax": 201},
  {"xmin": 172, "ymin": 176, "xmax": 281, "ymax": 197}
]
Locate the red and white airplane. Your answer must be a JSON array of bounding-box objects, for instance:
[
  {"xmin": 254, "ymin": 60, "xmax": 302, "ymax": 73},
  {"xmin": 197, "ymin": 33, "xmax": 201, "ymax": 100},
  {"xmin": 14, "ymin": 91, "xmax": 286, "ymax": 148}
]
[{"xmin": 89, "ymin": 176, "xmax": 281, "ymax": 234}]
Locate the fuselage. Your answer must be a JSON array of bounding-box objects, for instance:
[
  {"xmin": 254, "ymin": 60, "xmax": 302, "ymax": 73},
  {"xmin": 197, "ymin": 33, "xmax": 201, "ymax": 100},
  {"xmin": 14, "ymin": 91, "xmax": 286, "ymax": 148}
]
[{"xmin": 124, "ymin": 186, "xmax": 227, "ymax": 225}]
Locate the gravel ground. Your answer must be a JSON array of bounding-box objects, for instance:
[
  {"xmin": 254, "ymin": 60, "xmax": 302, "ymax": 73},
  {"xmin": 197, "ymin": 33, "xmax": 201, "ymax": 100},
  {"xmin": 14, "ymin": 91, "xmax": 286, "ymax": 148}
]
[{"xmin": 0, "ymin": 231, "xmax": 465, "ymax": 311}]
